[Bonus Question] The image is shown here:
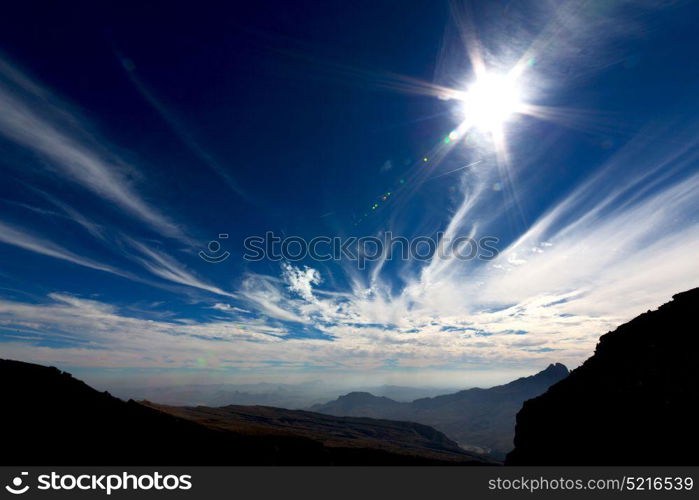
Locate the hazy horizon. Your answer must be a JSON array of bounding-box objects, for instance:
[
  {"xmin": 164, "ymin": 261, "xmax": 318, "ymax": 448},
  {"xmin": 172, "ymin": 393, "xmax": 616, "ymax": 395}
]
[{"xmin": 72, "ymin": 361, "xmax": 565, "ymax": 409}]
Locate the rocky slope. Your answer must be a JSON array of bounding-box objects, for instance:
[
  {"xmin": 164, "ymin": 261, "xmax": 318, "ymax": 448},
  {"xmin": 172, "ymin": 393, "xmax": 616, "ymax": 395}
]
[
  {"xmin": 0, "ymin": 358, "xmax": 486, "ymax": 465},
  {"xmin": 312, "ymin": 363, "xmax": 569, "ymax": 458},
  {"xmin": 144, "ymin": 402, "xmax": 489, "ymax": 464},
  {"xmin": 507, "ymin": 288, "xmax": 699, "ymax": 465}
]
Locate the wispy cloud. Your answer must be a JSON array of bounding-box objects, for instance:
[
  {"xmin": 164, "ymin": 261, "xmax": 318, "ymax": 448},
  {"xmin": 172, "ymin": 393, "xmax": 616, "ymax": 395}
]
[
  {"xmin": 123, "ymin": 238, "xmax": 237, "ymax": 299},
  {"xmin": 232, "ymin": 122, "xmax": 699, "ymax": 372},
  {"xmin": 0, "ymin": 210, "xmax": 235, "ymax": 300},
  {"xmin": 0, "ymin": 57, "xmax": 188, "ymax": 242},
  {"xmin": 0, "ymin": 293, "xmax": 287, "ymax": 369},
  {"xmin": 0, "ymin": 220, "xmax": 133, "ymax": 280},
  {"xmin": 0, "ymin": 291, "xmax": 575, "ymax": 381},
  {"xmin": 29, "ymin": 188, "xmax": 107, "ymax": 241},
  {"xmin": 115, "ymin": 52, "xmax": 255, "ymax": 205}
]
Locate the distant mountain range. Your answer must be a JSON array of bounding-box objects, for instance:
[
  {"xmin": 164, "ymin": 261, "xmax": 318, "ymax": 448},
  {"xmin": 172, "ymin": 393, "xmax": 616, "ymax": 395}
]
[
  {"xmin": 507, "ymin": 287, "xmax": 699, "ymax": 465},
  {"xmin": 144, "ymin": 402, "xmax": 492, "ymax": 464},
  {"xmin": 111, "ymin": 382, "xmax": 460, "ymax": 408},
  {"xmin": 0, "ymin": 358, "xmax": 487, "ymax": 465},
  {"xmin": 311, "ymin": 363, "xmax": 569, "ymax": 458}
]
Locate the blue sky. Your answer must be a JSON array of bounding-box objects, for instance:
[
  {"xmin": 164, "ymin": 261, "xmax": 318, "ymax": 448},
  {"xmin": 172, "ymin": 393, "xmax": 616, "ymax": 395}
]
[{"xmin": 1, "ymin": 0, "xmax": 698, "ymax": 388}]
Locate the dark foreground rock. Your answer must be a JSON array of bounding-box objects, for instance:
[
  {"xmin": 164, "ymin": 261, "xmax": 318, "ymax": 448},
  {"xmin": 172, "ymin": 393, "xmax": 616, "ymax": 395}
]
[
  {"xmin": 0, "ymin": 358, "xmax": 487, "ymax": 465},
  {"xmin": 507, "ymin": 288, "xmax": 699, "ymax": 465}
]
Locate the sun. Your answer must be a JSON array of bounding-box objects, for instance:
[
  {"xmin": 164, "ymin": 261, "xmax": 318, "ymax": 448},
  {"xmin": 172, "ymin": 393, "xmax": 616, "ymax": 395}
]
[{"xmin": 458, "ymin": 73, "xmax": 522, "ymax": 132}]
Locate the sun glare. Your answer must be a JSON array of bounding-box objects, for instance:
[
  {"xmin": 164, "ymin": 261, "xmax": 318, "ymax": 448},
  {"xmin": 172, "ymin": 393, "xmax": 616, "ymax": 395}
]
[{"xmin": 459, "ymin": 73, "xmax": 522, "ymax": 132}]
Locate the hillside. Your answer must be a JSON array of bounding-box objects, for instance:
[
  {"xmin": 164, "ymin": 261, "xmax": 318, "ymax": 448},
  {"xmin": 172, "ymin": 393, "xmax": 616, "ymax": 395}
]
[
  {"xmin": 0, "ymin": 358, "xmax": 486, "ymax": 465},
  {"xmin": 144, "ymin": 402, "xmax": 489, "ymax": 463},
  {"xmin": 507, "ymin": 288, "xmax": 699, "ymax": 465},
  {"xmin": 312, "ymin": 363, "xmax": 569, "ymax": 458}
]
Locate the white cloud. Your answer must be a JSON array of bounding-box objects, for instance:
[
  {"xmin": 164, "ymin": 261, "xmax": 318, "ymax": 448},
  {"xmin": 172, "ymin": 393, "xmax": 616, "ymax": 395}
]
[
  {"xmin": 124, "ymin": 238, "xmax": 237, "ymax": 299},
  {"xmin": 0, "ymin": 57, "xmax": 188, "ymax": 242},
  {"xmin": 282, "ymin": 263, "xmax": 321, "ymax": 302},
  {"xmin": 228, "ymin": 124, "xmax": 699, "ymax": 375},
  {"xmin": 0, "ymin": 220, "xmax": 133, "ymax": 280}
]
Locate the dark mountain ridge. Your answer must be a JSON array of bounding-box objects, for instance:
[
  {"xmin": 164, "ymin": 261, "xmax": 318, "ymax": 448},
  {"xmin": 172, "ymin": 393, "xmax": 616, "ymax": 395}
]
[
  {"xmin": 507, "ymin": 287, "xmax": 699, "ymax": 465},
  {"xmin": 311, "ymin": 363, "xmax": 569, "ymax": 458},
  {"xmin": 142, "ymin": 402, "xmax": 490, "ymax": 463},
  {"xmin": 0, "ymin": 358, "xmax": 486, "ymax": 465}
]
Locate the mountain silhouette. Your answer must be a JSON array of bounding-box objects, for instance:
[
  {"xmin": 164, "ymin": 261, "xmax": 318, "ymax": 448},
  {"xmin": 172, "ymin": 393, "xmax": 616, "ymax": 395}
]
[
  {"xmin": 311, "ymin": 363, "xmax": 569, "ymax": 458},
  {"xmin": 143, "ymin": 402, "xmax": 492, "ymax": 464},
  {"xmin": 0, "ymin": 358, "xmax": 486, "ymax": 465},
  {"xmin": 507, "ymin": 288, "xmax": 699, "ymax": 465}
]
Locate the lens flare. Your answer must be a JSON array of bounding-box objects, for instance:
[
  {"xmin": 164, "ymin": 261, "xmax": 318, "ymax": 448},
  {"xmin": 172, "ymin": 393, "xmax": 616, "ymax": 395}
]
[{"xmin": 459, "ymin": 73, "xmax": 522, "ymax": 131}]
